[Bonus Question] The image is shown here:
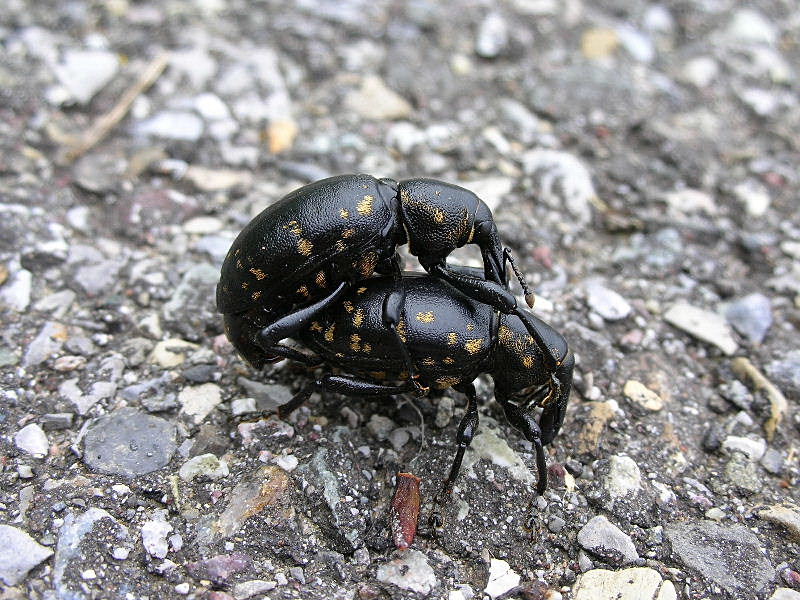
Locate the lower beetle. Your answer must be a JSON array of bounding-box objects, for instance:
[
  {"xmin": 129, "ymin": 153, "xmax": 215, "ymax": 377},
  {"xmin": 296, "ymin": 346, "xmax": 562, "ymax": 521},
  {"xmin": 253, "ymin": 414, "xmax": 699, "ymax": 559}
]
[
  {"xmin": 216, "ymin": 174, "xmax": 536, "ymax": 391},
  {"xmin": 278, "ymin": 271, "xmax": 573, "ymax": 505}
]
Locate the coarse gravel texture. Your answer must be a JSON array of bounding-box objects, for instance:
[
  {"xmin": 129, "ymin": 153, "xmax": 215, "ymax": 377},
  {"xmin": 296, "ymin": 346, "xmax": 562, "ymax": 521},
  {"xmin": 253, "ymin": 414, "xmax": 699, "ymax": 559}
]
[{"xmin": 1, "ymin": 1, "xmax": 799, "ymax": 599}]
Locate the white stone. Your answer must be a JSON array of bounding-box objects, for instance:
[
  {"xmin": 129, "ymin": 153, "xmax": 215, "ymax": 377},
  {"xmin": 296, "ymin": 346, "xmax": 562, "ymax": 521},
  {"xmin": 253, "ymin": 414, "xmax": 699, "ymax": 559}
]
[
  {"xmin": 770, "ymin": 588, "xmax": 800, "ymax": 600},
  {"xmin": 663, "ymin": 302, "xmax": 738, "ymax": 355},
  {"xmin": 178, "ymin": 454, "xmax": 229, "ymax": 482},
  {"xmin": 233, "ymin": 580, "xmax": 277, "ymax": 598},
  {"xmin": 604, "ymin": 455, "xmax": 642, "ymax": 498},
  {"xmin": 616, "ymin": 25, "xmax": 655, "ymax": 62},
  {"xmin": 727, "ymin": 9, "xmax": 778, "ymax": 45},
  {"xmin": 149, "ymin": 338, "xmax": 198, "ymax": 368},
  {"xmin": 733, "ymin": 180, "xmax": 770, "ymax": 216},
  {"xmin": 484, "ymin": 558, "xmax": 521, "ymax": 599},
  {"xmin": 175, "ymin": 582, "xmax": 190, "ymax": 594},
  {"xmin": 376, "ymin": 550, "xmax": 438, "ymax": 594},
  {"xmin": 53, "ymin": 49, "xmax": 119, "ymax": 104},
  {"xmin": 0, "ymin": 269, "xmax": 32, "ymax": 312},
  {"xmin": 461, "ymin": 177, "xmax": 514, "ymax": 212},
  {"xmin": 577, "ymin": 516, "xmax": 639, "ymax": 564},
  {"xmin": 463, "ymin": 423, "xmax": 534, "ymax": 485},
  {"xmin": 585, "ymin": 279, "xmax": 632, "ymax": 321},
  {"xmin": 231, "ymin": 397, "xmax": 257, "ymax": 416},
  {"xmin": 135, "ymin": 111, "xmax": 204, "ymax": 142},
  {"xmin": 14, "ymin": 424, "xmax": 49, "ymax": 457},
  {"xmin": 623, "ymin": 380, "xmax": 664, "ymax": 411},
  {"xmin": 663, "ymin": 188, "xmax": 717, "ymax": 215},
  {"xmin": 179, "ymin": 383, "xmax": 223, "ymax": 424},
  {"xmin": 275, "ymin": 454, "xmax": 299, "ymax": 472},
  {"xmin": 141, "ymin": 518, "xmax": 173, "ymax": 559},
  {"xmin": 193, "ymin": 92, "xmax": 230, "ymax": 120},
  {"xmin": 681, "ymin": 57, "xmax": 719, "ymax": 88},
  {"xmin": 722, "ymin": 436, "xmax": 766, "ymax": 461},
  {"xmin": 573, "ymin": 567, "xmax": 674, "ymax": 600},
  {"xmin": 0, "ymin": 525, "xmax": 54, "ymax": 585},
  {"xmin": 345, "ymin": 76, "xmax": 412, "ymax": 121}
]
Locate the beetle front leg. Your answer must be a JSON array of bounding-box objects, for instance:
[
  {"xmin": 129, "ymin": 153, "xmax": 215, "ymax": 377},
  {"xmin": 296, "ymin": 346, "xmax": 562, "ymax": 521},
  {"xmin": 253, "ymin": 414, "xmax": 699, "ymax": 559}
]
[
  {"xmin": 499, "ymin": 399, "xmax": 547, "ymax": 495},
  {"xmin": 430, "ymin": 382, "xmax": 479, "ymax": 527}
]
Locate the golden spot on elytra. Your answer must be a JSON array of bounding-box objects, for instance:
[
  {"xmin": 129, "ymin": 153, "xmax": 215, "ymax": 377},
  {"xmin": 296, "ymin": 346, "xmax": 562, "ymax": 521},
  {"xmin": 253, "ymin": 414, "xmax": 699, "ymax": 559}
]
[
  {"xmin": 467, "ymin": 323, "xmax": 475, "ymax": 331},
  {"xmin": 355, "ymin": 251, "xmax": 378, "ymax": 277},
  {"xmin": 297, "ymin": 285, "xmax": 310, "ymax": 298},
  {"xmin": 283, "ymin": 220, "xmax": 302, "ymax": 235},
  {"xmin": 234, "ymin": 248, "xmax": 241, "ymax": 256},
  {"xmin": 467, "ymin": 224, "xmax": 475, "ymax": 243},
  {"xmin": 297, "ymin": 238, "xmax": 313, "ymax": 256},
  {"xmin": 464, "ymin": 338, "xmax": 484, "ymax": 354},
  {"xmin": 499, "ymin": 325, "xmax": 514, "ymax": 343},
  {"xmin": 421, "ymin": 357, "xmax": 436, "ymax": 366},
  {"xmin": 370, "ymin": 371, "xmax": 387, "ymax": 380},
  {"xmin": 310, "ymin": 322, "xmax": 323, "ymax": 332},
  {"xmin": 340, "ymin": 208, "xmax": 350, "ymax": 219},
  {"xmin": 249, "ymin": 267, "xmax": 267, "ymax": 280},
  {"xmin": 236, "ymin": 259, "xmax": 244, "ymax": 270},
  {"xmin": 523, "ymin": 356, "xmax": 535, "ymax": 369},
  {"xmin": 447, "ymin": 332, "xmax": 458, "ymax": 345},
  {"xmin": 396, "ymin": 320, "xmax": 407, "ymax": 343},
  {"xmin": 443, "ymin": 356, "xmax": 455, "ymax": 365},
  {"xmin": 433, "ymin": 209, "xmax": 446, "ymax": 224},
  {"xmin": 241, "ymin": 282, "xmax": 249, "ymax": 289},
  {"xmin": 252, "ymin": 291, "xmax": 262, "ymax": 300},
  {"xmin": 416, "ymin": 311, "xmax": 435, "ymax": 323},
  {"xmin": 315, "ymin": 271, "xmax": 327, "ymax": 288},
  {"xmin": 435, "ymin": 376, "xmax": 461, "ymax": 389},
  {"xmin": 357, "ymin": 195, "xmax": 374, "ymax": 216},
  {"xmin": 400, "ymin": 188, "xmax": 411, "ymax": 204},
  {"xmin": 363, "ymin": 342, "xmax": 372, "ymax": 353},
  {"xmin": 335, "ymin": 240, "xmax": 347, "ymax": 253},
  {"xmin": 325, "ymin": 324, "xmax": 336, "ymax": 342},
  {"xmin": 342, "ymin": 228, "xmax": 356, "ymax": 239},
  {"xmin": 350, "ymin": 333, "xmax": 361, "ymax": 352},
  {"xmin": 343, "ymin": 300, "xmax": 354, "ymax": 313},
  {"xmin": 353, "ymin": 308, "xmax": 365, "ymax": 328},
  {"xmin": 335, "ymin": 352, "xmax": 344, "ymax": 358},
  {"xmin": 357, "ymin": 286, "xmax": 368, "ymax": 295}
]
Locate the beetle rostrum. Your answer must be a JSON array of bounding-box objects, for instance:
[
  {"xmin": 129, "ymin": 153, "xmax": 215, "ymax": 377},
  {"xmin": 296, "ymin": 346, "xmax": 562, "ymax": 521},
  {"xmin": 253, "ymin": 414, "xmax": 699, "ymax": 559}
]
[{"xmin": 216, "ymin": 174, "xmax": 535, "ymax": 389}]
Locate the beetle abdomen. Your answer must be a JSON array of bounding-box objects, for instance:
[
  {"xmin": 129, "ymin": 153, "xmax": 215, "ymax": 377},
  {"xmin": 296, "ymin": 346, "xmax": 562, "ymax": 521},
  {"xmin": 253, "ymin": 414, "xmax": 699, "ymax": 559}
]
[{"xmin": 216, "ymin": 174, "xmax": 398, "ymax": 315}]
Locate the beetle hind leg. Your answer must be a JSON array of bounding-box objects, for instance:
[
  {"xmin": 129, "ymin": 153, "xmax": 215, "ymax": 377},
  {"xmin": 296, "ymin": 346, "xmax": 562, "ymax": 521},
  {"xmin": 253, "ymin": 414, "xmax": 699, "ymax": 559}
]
[{"xmin": 498, "ymin": 399, "xmax": 547, "ymax": 495}]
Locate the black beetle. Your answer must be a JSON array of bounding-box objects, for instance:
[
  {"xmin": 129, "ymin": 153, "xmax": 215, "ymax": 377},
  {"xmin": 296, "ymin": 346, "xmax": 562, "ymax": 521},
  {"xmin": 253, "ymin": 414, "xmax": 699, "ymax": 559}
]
[
  {"xmin": 278, "ymin": 270, "xmax": 573, "ymax": 504},
  {"xmin": 216, "ymin": 174, "xmax": 536, "ymax": 390}
]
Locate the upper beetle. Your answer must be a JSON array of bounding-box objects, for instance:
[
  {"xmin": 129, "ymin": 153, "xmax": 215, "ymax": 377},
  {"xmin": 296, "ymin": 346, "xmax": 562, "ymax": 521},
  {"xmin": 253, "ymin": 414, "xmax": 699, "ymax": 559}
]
[{"xmin": 217, "ymin": 174, "xmax": 535, "ymax": 385}]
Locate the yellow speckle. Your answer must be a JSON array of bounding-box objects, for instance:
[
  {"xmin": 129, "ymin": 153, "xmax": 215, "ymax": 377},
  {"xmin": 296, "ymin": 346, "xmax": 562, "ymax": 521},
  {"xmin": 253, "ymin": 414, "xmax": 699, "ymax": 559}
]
[
  {"xmin": 357, "ymin": 195, "xmax": 374, "ymax": 215},
  {"xmin": 396, "ymin": 320, "xmax": 407, "ymax": 343},
  {"xmin": 499, "ymin": 325, "xmax": 514, "ymax": 343},
  {"xmin": 435, "ymin": 376, "xmax": 461, "ymax": 389},
  {"xmin": 357, "ymin": 286, "xmax": 368, "ymax": 295},
  {"xmin": 416, "ymin": 311, "xmax": 435, "ymax": 324},
  {"xmin": 350, "ymin": 334, "xmax": 362, "ymax": 352},
  {"xmin": 355, "ymin": 251, "xmax": 378, "ymax": 277},
  {"xmin": 465, "ymin": 338, "xmax": 484, "ymax": 354},
  {"xmin": 252, "ymin": 291, "xmax": 262, "ymax": 300},
  {"xmin": 443, "ymin": 356, "xmax": 455, "ymax": 365},
  {"xmin": 315, "ymin": 271, "xmax": 327, "ymax": 288},
  {"xmin": 325, "ymin": 324, "xmax": 336, "ymax": 342},
  {"xmin": 433, "ymin": 209, "xmax": 446, "ymax": 224},
  {"xmin": 467, "ymin": 323, "xmax": 475, "ymax": 331},
  {"xmin": 447, "ymin": 332, "xmax": 458, "ymax": 346},
  {"xmin": 310, "ymin": 322, "xmax": 323, "ymax": 332},
  {"xmin": 467, "ymin": 224, "xmax": 475, "ymax": 243},
  {"xmin": 421, "ymin": 357, "xmax": 436, "ymax": 366},
  {"xmin": 343, "ymin": 300, "xmax": 354, "ymax": 313},
  {"xmin": 353, "ymin": 308, "xmax": 365, "ymax": 328},
  {"xmin": 234, "ymin": 248, "xmax": 241, "ymax": 256},
  {"xmin": 340, "ymin": 208, "xmax": 350, "ymax": 219},
  {"xmin": 283, "ymin": 220, "xmax": 303, "ymax": 235},
  {"xmin": 335, "ymin": 240, "xmax": 347, "ymax": 252},
  {"xmin": 370, "ymin": 371, "xmax": 387, "ymax": 380},
  {"xmin": 298, "ymin": 238, "xmax": 313, "ymax": 256},
  {"xmin": 336, "ymin": 352, "xmax": 345, "ymax": 358},
  {"xmin": 523, "ymin": 356, "xmax": 535, "ymax": 368},
  {"xmin": 342, "ymin": 228, "xmax": 356, "ymax": 239},
  {"xmin": 249, "ymin": 267, "xmax": 267, "ymax": 280},
  {"xmin": 241, "ymin": 282, "xmax": 249, "ymax": 289},
  {"xmin": 297, "ymin": 285, "xmax": 310, "ymax": 298},
  {"xmin": 363, "ymin": 343, "xmax": 372, "ymax": 353},
  {"xmin": 236, "ymin": 259, "xmax": 244, "ymax": 270}
]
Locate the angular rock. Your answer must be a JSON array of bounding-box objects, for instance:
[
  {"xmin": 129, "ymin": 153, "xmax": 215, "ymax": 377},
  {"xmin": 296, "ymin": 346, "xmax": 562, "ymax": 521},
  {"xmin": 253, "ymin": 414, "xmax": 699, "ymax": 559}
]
[
  {"xmin": 0, "ymin": 525, "xmax": 54, "ymax": 585},
  {"xmin": 724, "ymin": 293, "xmax": 772, "ymax": 344},
  {"xmin": 665, "ymin": 520, "xmax": 773, "ymax": 596},
  {"xmin": 484, "ymin": 558, "xmax": 520, "ymax": 599},
  {"xmin": 345, "ymin": 76, "xmax": 412, "ymax": 120},
  {"xmin": 179, "ymin": 453, "xmax": 229, "ymax": 482},
  {"xmin": 376, "ymin": 550, "xmax": 437, "ymax": 595},
  {"xmin": 141, "ymin": 517, "xmax": 173, "ymax": 559},
  {"xmin": 663, "ymin": 303, "xmax": 738, "ymax": 355},
  {"xmin": 215, "ymin": 466, "xmax": 290, "ymax": 538},
  {"xmin": 758, "ymin": 504, "xmax": 800, "ymax": 542},
  {"xmin": 573, "ymin": 567, "xmax": 676, "ymax": 600},
  {"xmin": 577, "ymin": 516, "xmax": 639, "ymax": 565},
  {"xmin": 15, "ymin": 423, "xmax": 49, "ymax": 457},
  {"xmin": 623, "ymin": 380, "xmax": 664, "ymax": 411},
  {"xmin": 585, "ymin": 280, "xmax": 632, "ymax": 321},
  {"xmin": 53, "ymin": 49, "xmax": 119, "ymax": 104},
  {"xmin": 179, "ymin": 383, "xmax": 223, "ymax": 424}
]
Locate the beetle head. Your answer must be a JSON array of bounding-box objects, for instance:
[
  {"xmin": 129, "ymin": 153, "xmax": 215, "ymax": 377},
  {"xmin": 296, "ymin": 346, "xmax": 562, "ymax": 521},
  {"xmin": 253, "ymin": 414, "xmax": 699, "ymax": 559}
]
[{"xmin": 493, "ymin": 312, "xmax": 573, "ymax": 445}]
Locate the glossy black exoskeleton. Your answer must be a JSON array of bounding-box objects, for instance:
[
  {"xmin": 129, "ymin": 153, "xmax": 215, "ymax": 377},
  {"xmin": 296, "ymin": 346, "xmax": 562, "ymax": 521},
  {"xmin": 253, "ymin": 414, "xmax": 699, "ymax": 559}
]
[
  {"xmin": 279, "ymin": 271, "xmax": 573, "ymax": 507},
  {"xmin": 216, "ymin": 175, "xmax": 535, "ymax": 388}
]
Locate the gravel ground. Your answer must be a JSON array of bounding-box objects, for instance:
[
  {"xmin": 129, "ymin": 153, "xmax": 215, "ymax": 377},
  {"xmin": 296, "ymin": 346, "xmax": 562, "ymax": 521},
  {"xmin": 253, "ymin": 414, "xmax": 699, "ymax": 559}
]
[{"xmin": 1, "ymin": 1, "xmax": 800, "ymax": 599}]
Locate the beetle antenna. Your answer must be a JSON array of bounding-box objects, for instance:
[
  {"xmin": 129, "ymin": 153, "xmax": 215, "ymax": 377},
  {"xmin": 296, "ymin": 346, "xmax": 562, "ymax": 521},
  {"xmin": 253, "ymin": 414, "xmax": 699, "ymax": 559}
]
[{"xmin": 504, "ymin": 248, "xmax": 535, "ymax": 308}]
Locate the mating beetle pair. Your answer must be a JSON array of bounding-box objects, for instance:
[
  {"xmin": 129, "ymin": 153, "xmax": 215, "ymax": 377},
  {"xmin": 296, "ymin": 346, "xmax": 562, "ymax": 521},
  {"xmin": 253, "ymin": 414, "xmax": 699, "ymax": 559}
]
[{"xmin": 217, "ymin": 174, "xmax": 572, "ymax": 501}]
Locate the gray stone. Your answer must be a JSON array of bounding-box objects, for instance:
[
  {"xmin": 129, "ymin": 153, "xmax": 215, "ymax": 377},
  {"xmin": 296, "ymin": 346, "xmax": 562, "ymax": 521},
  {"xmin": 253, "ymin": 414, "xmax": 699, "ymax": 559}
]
[
  {"xmin": 725, "ymin": 293, "xmax": 772, "ymax": 344},
  {"xmin": 0, "ymin": 268, "xmax": 31, "ymax": 312},
  {"xmin": 761, "ymin": 448, "xmax": 785, "ymax": 475},
  {"xmin": 84, "ymin": 408, "xmax": 176, "ymax": 476},
  {"xmin": 0, "ymin": 525, "xmax": 53, "ymax": 585},
  {"xmin": 718, "ymin": 380, "xmax": 753, "ymax": 410},
  {"xmin": 723, "ymin": 452, "xmax": 762, "ymax": 495},
  {"xmin": 135, "ymin": 111, "xmax": 204, "ymax": 142},
  {"xmin": 663, "ymin": 303, "xmax": 738, "ymax": 355},
  {"xmin": 178, "ymin": 454, "xmax": 229, "ymax": 482},
  {"xmin": 585, "ymin": 280, "xmax": 632, "ymax": 321},
  {"xmin": 53, "ymin": 49, "xmax": 119, "ymax": 104},
  {"xmin": 24, "ymin": 321, "xmax": 68, "ymax": 367},
  {"xmin": 765, "ymin": 350, "xmax": 800, "ymax": 400},
  {"xmin": 366, "ymin": 414, "xmax": 396, "ymax": 441},
  {"xmin": 577, "ymin": 515, "xmax": 639, "ymax": 565},
  {"xmin": 54, "ymin": 508, "xmax": 129, "ymax": 599},
  {"xmin": 522, "ymin": 149, "xmax": 596, "ymax": 227},
  {"xmin": 665, "ymin": 520, "xmax": 774, "ymax": 596},
  {"xmin": 236, "ymin": 378, "xmax": 294, "ymax": 412}
]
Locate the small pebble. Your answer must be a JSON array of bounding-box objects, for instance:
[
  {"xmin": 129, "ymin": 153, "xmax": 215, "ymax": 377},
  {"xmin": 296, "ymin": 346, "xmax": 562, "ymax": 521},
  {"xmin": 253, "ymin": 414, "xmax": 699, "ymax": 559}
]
[
  {"xmin": 15, "ymin": 424, "xmax": 49, "ymax": 457},
  {"xmin": 175, "ymin": 582, "xmax": 190, "ymax": 594}
]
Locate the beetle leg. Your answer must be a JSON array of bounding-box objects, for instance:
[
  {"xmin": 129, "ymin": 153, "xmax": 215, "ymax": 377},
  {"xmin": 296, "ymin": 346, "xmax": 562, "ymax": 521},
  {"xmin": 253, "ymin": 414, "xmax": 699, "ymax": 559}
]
[
  {"xmin": 383, "ymin": 256, "xmax": 428, "ymax": 398},
  {"xmin": 498, "ymin": 399, "xmax": 547, "ymax": 495},
  {"xmin": 537, "ymin": 350, "xmax": 574, "ymax": 446},
  {"xmin": 255, "ymin": 281, "xmax": 350, "ymax": 362},
  {"xmin": 472, "ymin": 219, "xmax": 506, "ymax": 285},
  {"xmin": 430, "ymin": 382, "xmax": 479, "ymax": 527}
]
